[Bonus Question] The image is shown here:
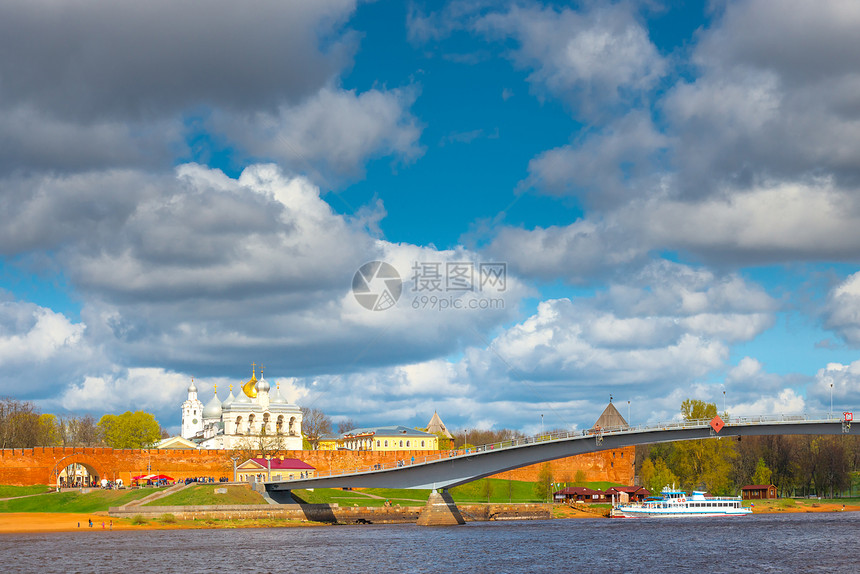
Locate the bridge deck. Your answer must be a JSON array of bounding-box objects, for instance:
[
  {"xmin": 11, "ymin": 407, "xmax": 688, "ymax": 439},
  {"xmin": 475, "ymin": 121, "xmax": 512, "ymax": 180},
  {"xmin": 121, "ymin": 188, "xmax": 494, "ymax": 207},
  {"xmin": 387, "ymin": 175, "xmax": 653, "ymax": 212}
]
[{"xmin": 266, "ymin": 413, "xmax": 855, "ymax": 498}]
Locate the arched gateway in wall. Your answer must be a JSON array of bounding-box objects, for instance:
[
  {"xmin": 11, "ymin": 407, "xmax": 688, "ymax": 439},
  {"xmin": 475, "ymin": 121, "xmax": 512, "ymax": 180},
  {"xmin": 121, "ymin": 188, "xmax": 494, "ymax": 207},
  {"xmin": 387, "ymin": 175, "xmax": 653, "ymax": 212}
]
[{"xmin": 52, "ymin": 455, "xmax": 106, "ymax": 487}]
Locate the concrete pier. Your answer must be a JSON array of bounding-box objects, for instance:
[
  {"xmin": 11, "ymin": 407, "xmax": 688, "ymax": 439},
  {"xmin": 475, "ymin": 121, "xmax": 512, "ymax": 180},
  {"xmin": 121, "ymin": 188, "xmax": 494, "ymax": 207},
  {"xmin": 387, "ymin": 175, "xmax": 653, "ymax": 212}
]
[{"xmin": 416, "ymin": 490, "xmax": 465, "ymax": 526}]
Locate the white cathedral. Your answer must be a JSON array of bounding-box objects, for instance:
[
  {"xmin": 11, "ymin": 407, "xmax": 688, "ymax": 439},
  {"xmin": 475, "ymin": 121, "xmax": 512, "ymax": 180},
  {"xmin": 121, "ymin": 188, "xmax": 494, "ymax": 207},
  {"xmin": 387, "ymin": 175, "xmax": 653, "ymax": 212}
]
[{"xmin": 180, "ymin": 365, "xmax": 303, "ymax": 451}]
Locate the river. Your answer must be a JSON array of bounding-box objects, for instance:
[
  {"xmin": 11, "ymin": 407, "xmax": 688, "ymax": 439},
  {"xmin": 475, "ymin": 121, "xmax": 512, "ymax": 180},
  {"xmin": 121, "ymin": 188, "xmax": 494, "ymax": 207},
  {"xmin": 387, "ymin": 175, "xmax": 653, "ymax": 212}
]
[{"xmin": 3, "ymin": 513, "xmax": 859, "ymax": 573}]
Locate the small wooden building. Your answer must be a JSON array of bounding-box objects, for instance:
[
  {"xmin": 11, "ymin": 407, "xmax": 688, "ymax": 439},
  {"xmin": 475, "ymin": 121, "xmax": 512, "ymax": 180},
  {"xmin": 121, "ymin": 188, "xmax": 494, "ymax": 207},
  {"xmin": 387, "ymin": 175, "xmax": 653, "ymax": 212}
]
[
  {"xmin": 553, "ymin": 487, "xmax": 606, "ymax": 503},
  {"xmin": 605, "ymin": 486, "xmax": 651, "ymax": 503},
  {"xmin": 741, "ymin": 484, "xmax": 778, "ymax": 500}
]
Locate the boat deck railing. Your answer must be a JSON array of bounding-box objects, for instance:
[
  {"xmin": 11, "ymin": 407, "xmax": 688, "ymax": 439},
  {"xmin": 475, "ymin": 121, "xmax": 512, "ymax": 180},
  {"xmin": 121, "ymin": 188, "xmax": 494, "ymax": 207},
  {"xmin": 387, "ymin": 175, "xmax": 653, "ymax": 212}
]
[{"xmin": 291, "ymin": 412, "xmax": 848, "ymax": 482}]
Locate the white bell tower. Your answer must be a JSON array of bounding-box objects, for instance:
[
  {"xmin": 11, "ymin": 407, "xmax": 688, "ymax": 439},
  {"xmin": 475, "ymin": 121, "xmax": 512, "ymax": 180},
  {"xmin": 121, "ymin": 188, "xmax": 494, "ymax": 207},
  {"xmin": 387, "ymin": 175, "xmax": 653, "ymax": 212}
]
[{"xmin": 181, "ymin": 379, "xmax": 205, "ymax": 439}]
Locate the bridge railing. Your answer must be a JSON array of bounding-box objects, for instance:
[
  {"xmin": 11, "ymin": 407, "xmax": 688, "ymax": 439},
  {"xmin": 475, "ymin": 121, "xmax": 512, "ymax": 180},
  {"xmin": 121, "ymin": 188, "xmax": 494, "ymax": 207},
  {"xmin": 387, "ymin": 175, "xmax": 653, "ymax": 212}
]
[{"xmin": 281, "ymin": 412, "xmax": 847, "ymax": 483}]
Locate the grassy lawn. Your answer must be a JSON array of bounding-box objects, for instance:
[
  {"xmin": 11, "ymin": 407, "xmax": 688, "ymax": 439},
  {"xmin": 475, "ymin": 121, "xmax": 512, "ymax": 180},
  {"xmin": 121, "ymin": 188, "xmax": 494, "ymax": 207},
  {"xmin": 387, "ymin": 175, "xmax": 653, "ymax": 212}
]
[
  {"xmin": 361, "ymin": 488, "xmax": 430, "ymax": 502},
  {"xmin": 750, "ymin": 497, "xmax": 860, "ymax": 511},
  {"xmin": 144, "ymin": 484, "xmax": 266, "ymax": 506},
  {"xmin": 0, "ymin": 487, "xmax": 166, "ymax": 513},
  {"xmin": 292, "ymin": 488, "xmax": 422, "ymax": 507},
  {"xmin": 448, "ymin": 478, "xmax": 544, "ymax": 503},
  {"xmin": 0, "ymin": 485, "xmax": 53, "ymax": 498}
]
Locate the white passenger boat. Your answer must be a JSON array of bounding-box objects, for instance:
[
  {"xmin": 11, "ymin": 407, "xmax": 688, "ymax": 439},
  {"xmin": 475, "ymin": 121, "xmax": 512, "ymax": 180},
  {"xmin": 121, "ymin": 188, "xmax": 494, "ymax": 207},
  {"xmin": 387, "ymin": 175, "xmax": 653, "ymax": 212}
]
[{"xmin": 613, "ymin": 487, "xmax": 751, "ymax": 518}]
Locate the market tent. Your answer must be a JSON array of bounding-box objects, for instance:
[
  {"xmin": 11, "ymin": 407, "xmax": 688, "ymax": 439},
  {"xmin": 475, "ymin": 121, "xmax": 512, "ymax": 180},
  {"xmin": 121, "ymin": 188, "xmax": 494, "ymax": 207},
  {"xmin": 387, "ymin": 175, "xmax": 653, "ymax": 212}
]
[
  {"xmin": 148, "ymin": 474, "xmax": 174, "ymax": 481},
  {"xmin": 132, "ymin": 473, "xmax": 174, "ymax": 481}
]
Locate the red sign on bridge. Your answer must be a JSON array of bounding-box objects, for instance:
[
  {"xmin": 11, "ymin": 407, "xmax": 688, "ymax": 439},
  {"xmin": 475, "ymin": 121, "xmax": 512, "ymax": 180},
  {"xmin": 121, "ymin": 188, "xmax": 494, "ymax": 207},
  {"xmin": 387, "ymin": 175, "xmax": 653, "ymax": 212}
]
[{"xmin": 710, "ymin": 415, "xmax": 725, "ymax": 433}]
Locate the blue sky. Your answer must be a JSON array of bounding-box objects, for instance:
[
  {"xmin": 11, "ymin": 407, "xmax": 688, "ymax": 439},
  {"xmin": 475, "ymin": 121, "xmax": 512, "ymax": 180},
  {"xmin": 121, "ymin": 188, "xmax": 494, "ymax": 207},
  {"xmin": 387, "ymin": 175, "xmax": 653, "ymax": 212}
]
[{"xmin": 1, "ymin": 0, "xmax": 860, "ymax": 435}]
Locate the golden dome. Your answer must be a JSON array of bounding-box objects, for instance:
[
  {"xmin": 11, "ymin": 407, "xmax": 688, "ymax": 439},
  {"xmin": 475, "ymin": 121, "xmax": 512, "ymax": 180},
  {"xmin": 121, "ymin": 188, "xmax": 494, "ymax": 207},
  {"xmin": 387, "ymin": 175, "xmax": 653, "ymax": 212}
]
[{"xmin": 241, "ymin": 364, "xmax": 258, "ymax": 398}]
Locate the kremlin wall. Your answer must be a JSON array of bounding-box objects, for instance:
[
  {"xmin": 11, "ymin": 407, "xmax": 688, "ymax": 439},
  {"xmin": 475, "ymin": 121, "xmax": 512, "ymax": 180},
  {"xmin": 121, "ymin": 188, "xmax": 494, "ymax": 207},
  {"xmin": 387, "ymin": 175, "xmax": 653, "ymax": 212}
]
[{"xmin": 0, "ymin": 445, "xmax": 633, "ymax": 487}]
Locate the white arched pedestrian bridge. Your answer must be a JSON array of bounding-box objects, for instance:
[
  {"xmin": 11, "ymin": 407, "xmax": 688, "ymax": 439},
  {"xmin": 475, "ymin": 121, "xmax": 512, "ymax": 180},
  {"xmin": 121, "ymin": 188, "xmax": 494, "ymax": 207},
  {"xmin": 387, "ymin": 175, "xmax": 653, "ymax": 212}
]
[{"xmin": 265, "ymin": 413, "xmax": 855, "ymax": 503}]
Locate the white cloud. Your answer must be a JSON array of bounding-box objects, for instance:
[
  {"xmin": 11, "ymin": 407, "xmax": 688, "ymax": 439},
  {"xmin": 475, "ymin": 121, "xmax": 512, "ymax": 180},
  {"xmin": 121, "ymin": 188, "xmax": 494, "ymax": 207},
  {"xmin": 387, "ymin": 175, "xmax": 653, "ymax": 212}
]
[
  {"xmin": 484, "ymin": 0, "xmax": 860, "ymax": 269},
  {"xmin": 363, "ymin": 261, "xmax": 779, "ymax": 428},
  {"xmin": 0, "ymin": 105, "xmax": 183, "ymax": 173},
  {"xmin": 486, "ymin": 217, "xmax": 646, "ymax": 283},
  {"xmin": 636, "ymin": 181, "xmax": 860, "ymax": 260},
  {"xmin": 812, "ymin": 361, "xmax": 860, "ymax": 410},
  {"xmin": 664, "ymin": 0, "xmax": 860, "ymax": 197},
  {"xmin": 524, "ymin": 111, "xmax": 671, "ymax": 208},
  {"xmin": 452, "ymin": 261, "xmax": 773, "ymax": 399},
  {"xmin": 0, "ymin": 0, "xmax": 361, "ymax": 177},
  {"xmin": 1, "ymin": 164, "xmax": 530, "ymax": 418},
  {"xmin": 0, "ymin": 301, "xmax": 94, "ymax": 399},
  {"xmin": 0, "ymin": 0, "xmax": 357, "ymax": 118},
  {"xmin": 492, "ymin": 179, "xmax": 860, "ymax": 280},
  {"xmin": 58, "ymin": 368, "xmax": 192, "ymax": 417},
  {"xmin": 728, "ymin": 388, "xmax": 806, "ymax": 417},
  {"xmin": 210, "ymin": 87, "xmax": 424, "ymax": 181},
  {"xmin": 0, "ymin": 303, "xmax": 85, "ymax": 364},
  {"xmin": 476, "ymin": 2, "xmax": 665, "ymax": 120},
  {"xmin": 823, "ymin": 272, "xmax": 860, "ymax": 345}
]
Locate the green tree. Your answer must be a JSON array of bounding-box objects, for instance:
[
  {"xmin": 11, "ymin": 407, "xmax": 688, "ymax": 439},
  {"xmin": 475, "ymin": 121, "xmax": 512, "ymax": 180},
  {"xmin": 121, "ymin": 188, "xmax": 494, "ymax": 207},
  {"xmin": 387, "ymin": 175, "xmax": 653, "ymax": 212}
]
[
  {"xmin": 640, "ymin": 458, "xmax": 655, "ymax": 489},
  {"xmin": 480, "ymin": 478, "xmax": 494, "ymax": 502},
  {"xmin": 641, "ymin": 458, "xmax": 678, "ymax": 494},
  {"xmin": 811, "ymin": 435, "xmax": 852, "ymax": 498},
  {"xmin": 534, "ymin": 462, "xmax": 554, "ymax": 502},
  {"xmin": 573, "ymin": 469, "xmax": 587, "ymax": 487},
  {"xmin": 98, "ymin": 411, "xmax": 161, "ymax": 449},
  {"xmin": 37, "ymin": 414, "xmax": 62, "ymax": 446},
  {"xmin": 670, "ymin": 400, "xmax": 737, "ymax": 494},
  {"xmin": 681, "ymin": 399, "xmax": 718, "ymax": 421},
  {"xmin": 751, "ymin": 457, "xmax": 773, "ymax": 485},
  {"xmin": 0, "ymin": 398, "xmax": 41, "ymax": 448},
  {"xmin": 59, "ymin": 414, "xmax": 102, "ymax": 446},
  {"xmin": 299, "ymin": 407, "xmax": 332, "ymax": 450},
  {"xmin": 233, "ymin": 426, "xmax": 287, "ymax": 461},
  {"xmin": 433, "ymin": 432, "xmax": 454, "ymax": 450}
]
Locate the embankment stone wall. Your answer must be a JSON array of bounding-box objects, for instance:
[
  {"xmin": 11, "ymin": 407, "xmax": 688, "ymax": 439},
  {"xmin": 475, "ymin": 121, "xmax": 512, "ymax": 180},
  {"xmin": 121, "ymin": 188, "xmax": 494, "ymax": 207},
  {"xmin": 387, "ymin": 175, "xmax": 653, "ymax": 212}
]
[{"xmin": 108, "ymin": 502, "xmax": 551, "ymax": 524}]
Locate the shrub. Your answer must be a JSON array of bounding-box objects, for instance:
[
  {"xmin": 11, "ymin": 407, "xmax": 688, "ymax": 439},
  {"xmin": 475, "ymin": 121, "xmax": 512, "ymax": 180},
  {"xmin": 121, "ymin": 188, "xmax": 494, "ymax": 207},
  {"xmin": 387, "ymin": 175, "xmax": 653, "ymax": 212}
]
[
  {"xmin": 160, "ymin": 513, "xmax": 177, "ymax": 523},
  {"xmin": 130, "ymin": 515, "xmax": 148, "ymax": 525}
]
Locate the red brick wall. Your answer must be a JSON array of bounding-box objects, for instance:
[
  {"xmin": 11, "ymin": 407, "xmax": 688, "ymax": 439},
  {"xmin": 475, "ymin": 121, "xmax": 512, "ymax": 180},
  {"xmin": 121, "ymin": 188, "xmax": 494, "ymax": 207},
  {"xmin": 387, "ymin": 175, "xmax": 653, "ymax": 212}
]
[
  {"xmin": 0, "ymin": 445, "xmax": 633, "ymax": 486},
  {"xmin": 489, "ymin": 447, "xmax": 634, "ymax": 484}
]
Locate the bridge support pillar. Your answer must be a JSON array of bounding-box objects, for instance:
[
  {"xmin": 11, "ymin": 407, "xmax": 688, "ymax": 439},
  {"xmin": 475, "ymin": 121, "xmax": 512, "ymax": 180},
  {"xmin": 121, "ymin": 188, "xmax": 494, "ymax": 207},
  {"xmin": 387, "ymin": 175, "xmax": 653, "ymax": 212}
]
[
  {"xmin": 266, "ymin": 488, "xmax": 298, "ymax": 505},
  {"xmin": 417, "ymin": 489, "xmax": 465, "ymax": 526}
]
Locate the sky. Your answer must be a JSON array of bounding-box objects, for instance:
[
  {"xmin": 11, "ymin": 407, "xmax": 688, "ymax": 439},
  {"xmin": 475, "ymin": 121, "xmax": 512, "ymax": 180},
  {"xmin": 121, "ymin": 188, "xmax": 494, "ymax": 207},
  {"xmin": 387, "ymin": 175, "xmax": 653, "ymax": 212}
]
[{"xmin": 2, "ymin": 0, "xmax": 860, "ymax": 436}]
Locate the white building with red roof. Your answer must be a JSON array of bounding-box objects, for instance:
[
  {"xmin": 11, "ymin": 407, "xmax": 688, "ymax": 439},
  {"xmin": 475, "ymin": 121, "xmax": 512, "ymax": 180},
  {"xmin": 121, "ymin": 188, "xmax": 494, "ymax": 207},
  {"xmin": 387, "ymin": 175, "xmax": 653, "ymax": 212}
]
[{"xmin": 236, "ymin": 457, "xmax": 315, "ymax": 482}]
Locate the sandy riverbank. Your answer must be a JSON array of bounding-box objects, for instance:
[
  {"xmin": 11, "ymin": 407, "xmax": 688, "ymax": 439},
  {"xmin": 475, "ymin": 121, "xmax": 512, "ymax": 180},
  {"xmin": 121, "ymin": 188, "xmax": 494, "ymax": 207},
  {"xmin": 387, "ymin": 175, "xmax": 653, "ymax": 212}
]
[
  {"xmin": 0, "ymin": 513, "xmax": 142, "ymax": 533},
  {"xmin": 0, "ymin": 512, "xmax": 320, "ymax": 533}
]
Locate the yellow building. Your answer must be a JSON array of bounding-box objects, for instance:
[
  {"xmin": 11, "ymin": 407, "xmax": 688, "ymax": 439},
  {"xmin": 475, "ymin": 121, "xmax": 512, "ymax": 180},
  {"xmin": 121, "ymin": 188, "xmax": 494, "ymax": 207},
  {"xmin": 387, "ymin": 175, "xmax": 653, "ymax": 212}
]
[
  {"xmin": 317, "ymin": 434, "xmax": 340, "ymax": 451},
  {"xmin": 236, "ymin": 457, "xmax": 315, "ymax": 482},
  {"xmin": 320, "ymin": 425, "xmax": 439, "ymax": 451}
]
